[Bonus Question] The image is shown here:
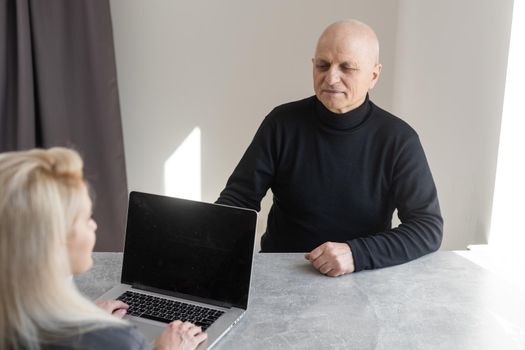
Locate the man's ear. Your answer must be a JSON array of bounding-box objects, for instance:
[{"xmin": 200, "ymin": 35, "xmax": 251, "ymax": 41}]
[{"xmin": 369, "ymin": 63, "xmax": 382, "ymax": 90}]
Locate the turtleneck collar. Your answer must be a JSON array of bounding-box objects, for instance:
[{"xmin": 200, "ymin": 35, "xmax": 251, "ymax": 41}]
[{"xmin": 315, "ymin": 94, "xmax": 371, "ymax": 131}]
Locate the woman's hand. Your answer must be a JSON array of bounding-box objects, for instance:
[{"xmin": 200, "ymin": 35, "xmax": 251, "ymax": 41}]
[
  {"xmin": 155, "ymin": 321, "xmax": 207, "ymax": 350},
  {"xmin": 95, "ymin": 299, "xmax": 129, "ymax": 319}
]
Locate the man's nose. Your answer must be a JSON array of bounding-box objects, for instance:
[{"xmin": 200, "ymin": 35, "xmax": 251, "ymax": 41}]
[{"xmin": 326, "ymin": 67, "xmax": 341, "ymax": 85}]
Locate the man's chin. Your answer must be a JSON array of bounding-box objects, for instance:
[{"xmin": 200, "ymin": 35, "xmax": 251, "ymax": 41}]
[{"xmin": 321, "ymin": 100, "xmax": 347, "ymax": 114}]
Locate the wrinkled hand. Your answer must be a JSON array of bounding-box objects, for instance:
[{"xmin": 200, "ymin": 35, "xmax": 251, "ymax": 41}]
[
  {"xmin": 155, "ymin": 321, "xmax": 207, "ymax": 350},
  {"xmin": 95, "ymin": 299, "xmax": 129, "ymax": 318},
  {"xmin": 304, "ymin": 242, "xmax": 355, "ymax": 277}
]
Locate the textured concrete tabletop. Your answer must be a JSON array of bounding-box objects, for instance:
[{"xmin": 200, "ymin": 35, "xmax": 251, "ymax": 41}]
[{"xmin": 75, "ymin": 252, "xmax": 525, "ymax": 349}]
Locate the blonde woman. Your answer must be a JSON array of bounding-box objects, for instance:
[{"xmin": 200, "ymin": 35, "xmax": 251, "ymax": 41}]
[{"xmin": 0, "ymin": 148, "xmax": 207, "ymax": 350}]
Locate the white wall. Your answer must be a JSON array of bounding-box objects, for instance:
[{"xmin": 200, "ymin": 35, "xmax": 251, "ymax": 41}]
[
  {"xmin": 392, "ymin": 0, "xmax": 514, "ymax": 249},
  {"xmin": 109, "ymin": 0, "xmax": 513, "ymax": 250}
]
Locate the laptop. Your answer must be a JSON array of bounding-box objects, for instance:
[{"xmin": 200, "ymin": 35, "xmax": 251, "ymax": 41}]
[{"xmin": 97, "ymin": 191, "xmax": 257, "ymax": 349}]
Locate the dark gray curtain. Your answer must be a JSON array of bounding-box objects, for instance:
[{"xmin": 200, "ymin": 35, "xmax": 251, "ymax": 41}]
[{"xmin": 1, "ymin": 0, "xmax": 128, "ymax": 251}]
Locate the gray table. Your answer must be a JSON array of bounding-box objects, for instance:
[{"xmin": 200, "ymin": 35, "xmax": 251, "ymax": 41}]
[{"xmin": 75, "ymin": 252, "xmax": 525, "ymax": 349}]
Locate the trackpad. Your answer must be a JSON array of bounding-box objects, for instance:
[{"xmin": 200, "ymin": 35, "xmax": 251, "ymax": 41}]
[{"xmin": 128, "ymin": 317, "xmax": 164, "ymax": 343}]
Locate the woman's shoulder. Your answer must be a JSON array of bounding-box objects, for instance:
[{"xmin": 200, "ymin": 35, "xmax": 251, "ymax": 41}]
[
  {"xmin": 42, "ymin": 325, "xmax": 149, "ymax": 350},
  {"xmin": 81, "ymin": 325, "xmax": 148, "ymax": 349}
]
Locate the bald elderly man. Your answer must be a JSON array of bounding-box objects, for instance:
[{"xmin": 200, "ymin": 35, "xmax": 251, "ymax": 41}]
[{"xmin": 217, "ymin": 19, "xmax": 443, "ymax": 276}]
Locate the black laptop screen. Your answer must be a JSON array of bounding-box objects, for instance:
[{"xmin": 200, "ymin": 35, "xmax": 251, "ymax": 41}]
[{"xmin": 121, "ymin": 192, "xmax": 257, "ymax": 309}]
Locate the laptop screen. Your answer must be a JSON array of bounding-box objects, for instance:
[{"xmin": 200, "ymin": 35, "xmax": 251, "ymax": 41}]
[{"xmin": 121, "ymin": 191, "xmax": 257, "ymax": 309}]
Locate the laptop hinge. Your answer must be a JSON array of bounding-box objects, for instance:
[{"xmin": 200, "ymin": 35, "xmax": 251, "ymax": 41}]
[{"xmin": 131, "ymin": 283, "xmax": 234, "ymax": 309}]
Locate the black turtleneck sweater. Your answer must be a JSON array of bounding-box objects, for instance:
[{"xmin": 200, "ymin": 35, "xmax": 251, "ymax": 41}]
[{"xmin": 217, "ymin": 95, "xmax": 443, "ymax": 271}]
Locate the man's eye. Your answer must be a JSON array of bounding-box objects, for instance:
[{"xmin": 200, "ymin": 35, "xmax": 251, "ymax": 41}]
[
  {"xmin": 342, "ymin": 66, "xmax": 358, "ymax": 73},
  {"xmin": 316, "ymin": 64, "xmax": 329, "ymax": 71}
]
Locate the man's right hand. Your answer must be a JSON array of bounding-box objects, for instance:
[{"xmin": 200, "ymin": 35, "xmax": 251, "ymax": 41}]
[
  {"xmin": 155, "ymin": 321, "xmax": 207, "ymax": 350},
  {"xmin": 304, "ymin": 241, "xmax": 355, "ymax": 277}
]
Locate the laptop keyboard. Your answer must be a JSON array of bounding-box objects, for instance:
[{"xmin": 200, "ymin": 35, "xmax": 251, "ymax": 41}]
[{"xmin": 117, "ymin": 291, "xmax": 224, "ymax": 330}]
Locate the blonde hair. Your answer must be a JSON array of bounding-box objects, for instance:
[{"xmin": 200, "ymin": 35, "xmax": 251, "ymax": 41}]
[{"xmin": 0, "ymin": 148, "xmax": 126, "ymax": 350}]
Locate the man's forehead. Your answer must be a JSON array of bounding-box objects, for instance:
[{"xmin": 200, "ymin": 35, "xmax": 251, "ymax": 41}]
[
  {"xmin": 314, "ymin": 41, "xmax": 363, "ymax": 64},
  {"xmin": 316, "ymin": 43, "xmax": 377, "ymax": 68}
]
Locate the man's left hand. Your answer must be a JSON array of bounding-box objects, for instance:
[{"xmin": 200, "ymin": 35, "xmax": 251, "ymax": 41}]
[{"xmin": 304, "ymin": 242, "xmax": 355, "ymax": 277}]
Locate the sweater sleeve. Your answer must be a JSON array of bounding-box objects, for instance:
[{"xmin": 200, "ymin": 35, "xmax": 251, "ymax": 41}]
[
  {"xmin": 42, "ymin": 325, "xmax": 150, "ymax": 350},
  {"xmin": 216, "ymin": 115, "xmax": 278, "ymax": 211},
  {"xmin": 348, "ymin": 134, "xmax": 443, "ymax": 271}
]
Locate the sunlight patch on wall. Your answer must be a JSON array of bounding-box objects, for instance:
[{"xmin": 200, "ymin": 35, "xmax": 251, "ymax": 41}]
[
  {"xmin": 460, "ymin": 0, "xmax": 525, "ymax": 292},
  {"xmin": 490, "ymin": 0, "xmax": 525, "ymax": 254},
  {"xmin": 164, "ymin": 127, "xmax": 201, "ymax": 201}
]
